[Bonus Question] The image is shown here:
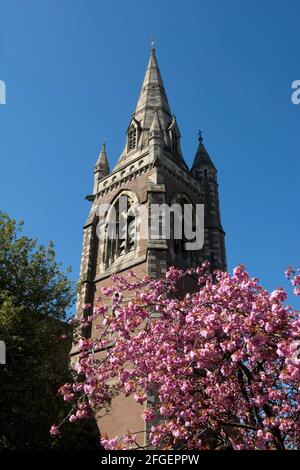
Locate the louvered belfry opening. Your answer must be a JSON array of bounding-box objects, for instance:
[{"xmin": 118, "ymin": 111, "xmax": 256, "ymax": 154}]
[
  {"xmin": 104, "ymin": 193, "xmax": 136, "ymax": 267},
  {"xmin": 127, "ymin": 126, "xmax": 137, "ymax": 152}
]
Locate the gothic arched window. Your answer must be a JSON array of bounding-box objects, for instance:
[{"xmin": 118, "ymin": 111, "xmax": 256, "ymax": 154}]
[
  {"xmin": 171, "ymin": 193, "xmax": 198, "ymax": 266},
  {"xmin": 104, "ymin": 191, "xmax": 137, "ymax": 268},
  {"xmin": 128, "ymin": 126, "xmax": 137, "ymax": 152}
]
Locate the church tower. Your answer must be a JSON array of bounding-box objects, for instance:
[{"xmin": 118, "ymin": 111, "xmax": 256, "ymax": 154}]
[{"xmin": 73, "ymin": 46, "xmax": 227, "ymax": 443}]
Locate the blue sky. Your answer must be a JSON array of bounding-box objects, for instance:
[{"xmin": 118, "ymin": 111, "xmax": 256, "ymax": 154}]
[{"xmin": 0, "ymin": 0, "xmax": 299, "ymax": 309}]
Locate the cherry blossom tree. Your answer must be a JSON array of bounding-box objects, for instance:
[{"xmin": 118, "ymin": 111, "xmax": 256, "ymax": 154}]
[{"xmin": 52, "ymin": 263, "xmax": 300, "ymax": 450}]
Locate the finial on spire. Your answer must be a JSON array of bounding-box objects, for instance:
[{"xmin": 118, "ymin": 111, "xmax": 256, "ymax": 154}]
[
  {"xmin": 93, "ymin": 140, "xmax": 110, "ymax": 193},
  {"xmin": 96, "ymin": 140, "xmax": 109, "ymax": 167},
  {"xmin": 198, "ymin": 129, "xmax": 203, "ymax": 143},
  {"xmin": 150, "ymin": 35, "xmax": 155, "ymax": 50}
]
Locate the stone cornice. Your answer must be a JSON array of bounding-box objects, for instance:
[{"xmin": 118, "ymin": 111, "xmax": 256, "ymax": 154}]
[
  {"xmin": 92, "ymin": 151, "xmax": 202, "ymax": 202},
  {"xmin": 94, "ymin": 151, "xmax": 153, "ymax": 199}
]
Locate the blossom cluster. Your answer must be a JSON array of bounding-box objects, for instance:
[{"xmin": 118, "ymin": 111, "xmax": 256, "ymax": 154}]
[{"xmin": 52, "ymin": 264, "xmax": 300, "ymax": 450}]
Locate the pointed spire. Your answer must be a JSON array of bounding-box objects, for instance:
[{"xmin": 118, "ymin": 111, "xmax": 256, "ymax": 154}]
[
  {"xmin": 113, "ymin": 47, "xmax": 188, "ymax": 172},
  {"xmin": 134, "ymin": 46, "xmax": 173, "ymax": 132},
  {"xmin": 95, "ymin": 142, "xmax": 110, "ymax": 174},
  {"xmin": 94, "ymin": 142, "xmax": 110, "ymax": 193},
  {"xmin": 191, "ymin": 130, "xmax": 216, "ymax": 172}
]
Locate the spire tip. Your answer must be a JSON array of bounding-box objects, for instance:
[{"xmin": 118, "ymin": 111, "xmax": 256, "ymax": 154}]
[{"xmin": 150, "ymin": 35, "xmax": 155, "ymax": 50}]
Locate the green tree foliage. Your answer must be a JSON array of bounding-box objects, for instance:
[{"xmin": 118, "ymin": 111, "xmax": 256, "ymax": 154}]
[
  {"xmin": 0, "ymin": 213, "xmax": 99, "ymax": 449},
  {"xmin": 0, "ymin": 213, "xmax": 73, "ymax": 320}
]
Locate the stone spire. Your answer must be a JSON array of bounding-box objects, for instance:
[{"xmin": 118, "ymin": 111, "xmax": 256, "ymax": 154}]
[
  {"xmin": 134, "ymin": 46, "xmax": 173, "ymax": 132},
  {"xmin": 113, "ymin": 46, "xmax": 188, "ymax": 170},
  {"xmin": 191, "ymin": 131, "xmax": 216, "ymax": 173},
  {"xmin": 93, "ymin": 142, "xmax": 110, "ymax": 194},
  {"xmin": 191, "ymin": 131, "xmax": 227, "ymax": 272}
]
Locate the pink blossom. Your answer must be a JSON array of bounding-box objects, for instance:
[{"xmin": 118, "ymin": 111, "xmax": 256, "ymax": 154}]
[
  {"xmin": 83, "ymin": 303, "xmax": 92, "ymax": 310},
  {"xmin": 54, "ymin": 264, "xmax": 300, "ymax": 450},
  {"xmin": 101, "ymin": 436, "xmax": 120, "ymax": 450},
  {"xmin": 50, "ymin": 425, "xmax": 60, "ymax": 436},
  {"xmin": 270, "ymin": 288, "xmax": 287, "ymax": 303},
  {"xmin": 142, "ymin": 408, "xmax": 155, "ymax": 422},
  {"xmin": 123, "ymin": 433, "xmax": 137, "ymax": 446},
  {"xmin": 69, "ymin": 414, "xmax": 78, "ymax": 423}
]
